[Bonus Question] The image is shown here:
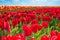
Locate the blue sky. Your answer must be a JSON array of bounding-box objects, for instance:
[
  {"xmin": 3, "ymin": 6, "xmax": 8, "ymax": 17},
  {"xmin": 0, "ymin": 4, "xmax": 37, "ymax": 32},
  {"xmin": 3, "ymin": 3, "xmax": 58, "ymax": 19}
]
[{"xmin": 0, "ymin": 0, "xmax": 60, "ymax": 6}]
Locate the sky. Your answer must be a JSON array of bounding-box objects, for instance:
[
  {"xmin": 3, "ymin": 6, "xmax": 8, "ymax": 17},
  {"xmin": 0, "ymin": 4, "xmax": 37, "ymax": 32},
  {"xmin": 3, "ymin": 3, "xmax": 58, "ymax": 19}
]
[{"xmin": 0, "ymin": 0, "xmax": 60, "ymax": 6}]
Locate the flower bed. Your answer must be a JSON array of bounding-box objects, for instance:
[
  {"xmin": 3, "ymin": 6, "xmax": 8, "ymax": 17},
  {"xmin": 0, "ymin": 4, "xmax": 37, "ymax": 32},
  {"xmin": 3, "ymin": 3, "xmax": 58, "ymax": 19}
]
[{"xmin": 0, "ymin": 6, "xmax": 60, "ymax": 40}]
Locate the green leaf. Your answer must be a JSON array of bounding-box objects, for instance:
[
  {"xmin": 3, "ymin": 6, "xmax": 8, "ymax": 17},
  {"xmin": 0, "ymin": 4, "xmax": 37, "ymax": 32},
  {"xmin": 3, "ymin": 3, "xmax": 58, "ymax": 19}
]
[
  {"xmin": 46, "ymin": 26, "xmax": 51, "ymax": 36},
  {"xmin": 3, "ymin": 30, "xmax": 8, "ymax": 36},
  {"xmin": 18, "ymin": 22, "xmax": 23, "ymax": 34},
  {"xmin": 10, "ymin": 27, "xmax": 18, "ymax": 36},
  {"xmin": 0, "ymin": 29, "xmax": 3, "ymax": 37}
]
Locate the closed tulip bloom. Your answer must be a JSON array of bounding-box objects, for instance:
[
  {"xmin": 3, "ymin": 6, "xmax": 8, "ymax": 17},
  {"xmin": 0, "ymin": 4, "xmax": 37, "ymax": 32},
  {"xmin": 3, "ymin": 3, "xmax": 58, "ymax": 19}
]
[
  {"xmin": 50, "ymin": 30, "xmax": 57, "ymax": 37},
  {"xmin": 1, "ymin": 36, "xmax": 7, "ymax": 40},
  {"xmin": 12, "ymin": 19, "xmax": 18, "ymax": 27},
  {"xmin": 4, "ymin": 22, "xmax": 10, "ymax": 33},
  {"xmin": 41, "ymin": 35, "xmax": 49, "ymax": 40},
  {"xmin": 42, "ymin": 21, "xmax": 48, "ymax": 28},
  {"xmin": 22, "ymin": 24, "xmax": 32, "ymax": 36}
]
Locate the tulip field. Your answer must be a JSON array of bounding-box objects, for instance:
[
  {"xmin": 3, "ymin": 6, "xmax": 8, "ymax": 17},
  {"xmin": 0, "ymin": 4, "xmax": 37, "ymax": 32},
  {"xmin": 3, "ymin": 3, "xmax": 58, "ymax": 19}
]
[{"xmin": 0, "ymin": 6, "xmax": 60, "ymax": 40}]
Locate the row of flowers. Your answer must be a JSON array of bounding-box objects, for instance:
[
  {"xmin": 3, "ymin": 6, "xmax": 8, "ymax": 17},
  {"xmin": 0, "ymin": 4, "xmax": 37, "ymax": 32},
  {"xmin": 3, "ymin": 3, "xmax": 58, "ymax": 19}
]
[
  {"xmin": 0, "ymin": 7, "xmax": 60, "ymax": 40},
  {"xmin": 1, "ymin": 30, "xmax": 60, "ymax": 40}
]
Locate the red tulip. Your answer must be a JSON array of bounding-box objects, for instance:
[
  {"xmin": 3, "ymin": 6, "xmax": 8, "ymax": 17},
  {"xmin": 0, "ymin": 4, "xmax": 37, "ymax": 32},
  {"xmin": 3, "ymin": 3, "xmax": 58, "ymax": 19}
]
[
  {"xmin": 31, "ymin": 24, "xmax": 38, "ymax": 33},
  {"xmin": 0, "ymin": 19, "xmax": 4, "ymax": 30},
  {"xmin": 50, "ymin": 30, "xmax": 57, "ymax": 37},
  {"xmin": 42, "ymin": 16, "xmax": 51, "ymax": 22},
  {"xmin": 10, "ymin": 12, "xmax": 16, "ymax": 16},
  {"xmin": 56, "ymin": 32, "xmax": 60, "ymax": 40},
  {"xmin": 21, "ymin": 13, "xmax": 27, "ymax": 17},
  {"xmin": 22, "ymin": 24, "xmax": 32, "ymax": 36},
  {"xmin": 14, "ymin": 34, "xmax": 25, "ymax": 40},
  {"xmin": 37, "ymin": 25, "xmax": 43, "ymax": 31},
  {"xmin": 4, "ymin": 22, "xmax": 10, "ymax": 33},
  {"xmin": 25, "ymin": 17, "xmax": 31, "ymax": 23},
  {"xmin": 49, "ymin": 35, "xmax": 57, "ymax": 40},
  {"xmin": 41, "ymin": 35, "xmax": 49, "ymax": 40},
  {"xmin": 21, "ymin": 17, "xmax": 31, "ymax": 23},
  {"xmin": 29, "ymin": 14, "xmax": 37, "ymax": 19},
  {"xmin": 37, "ymin": 16, "xmax": 41, "ymax": 20},
  {"xmin": 42, "ymin": 21, "xmax": 48, "ymax": 28},
  {"xmin": 13, "ymin": 13, "xmax": 21, "ymax": 18},
  {"xmin": 57, "ymin": 13, "xmax": 60, "ymax": 20},
  {"xmin": 49, "ymin": 11, "xmax": 56, "ymax": 18},
  {"xmin": 31, "ymin": 19, "xmax": 38, "ymax": 24},
  {"xmin": 0, "ymin": 14, "xmax": 3, "ymax": 18},
  {"xmin": 1, "ymin": 36, "xmax": 7, "ymax": 40},
  {"xmin": 34, "ymin": 9, "xmax": 41, "ymax": 14},
  {"xmin": 12, "ymin": 19, "xmax": 18, "ymax": 27},
  {"xmin": 7, "ymin": 36, "xmax": 13, "ymax": 40},
  {"xmin": 4, "ymin": 11, "xmax": 10, "ymax": 15},
  {"xmin": 31, "ymin": 24, "xmax": 42, "ymax": 33},
  {"xmin": 17, "ymin": 18, "xmax": 21, "ymax": 23}
]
